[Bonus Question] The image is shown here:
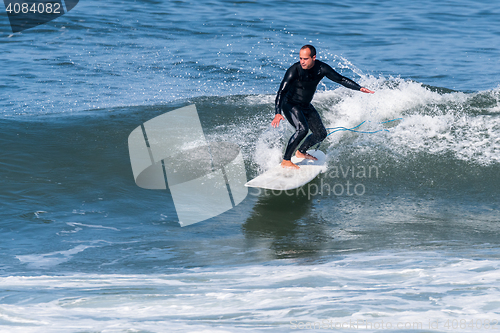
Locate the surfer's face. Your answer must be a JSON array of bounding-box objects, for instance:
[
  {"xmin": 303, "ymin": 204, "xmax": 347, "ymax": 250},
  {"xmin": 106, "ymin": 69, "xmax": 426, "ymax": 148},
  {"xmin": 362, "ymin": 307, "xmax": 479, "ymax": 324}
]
[{"xmin": 299, "ymin": 48, "xmax": 316, "ymax": 69}]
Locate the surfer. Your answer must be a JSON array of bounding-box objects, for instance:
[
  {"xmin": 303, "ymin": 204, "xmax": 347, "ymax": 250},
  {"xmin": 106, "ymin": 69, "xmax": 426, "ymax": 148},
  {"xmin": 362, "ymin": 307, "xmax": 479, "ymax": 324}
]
[{"xmin": 271, "ymin": 45, "xmax": 374, "ymax": 169}]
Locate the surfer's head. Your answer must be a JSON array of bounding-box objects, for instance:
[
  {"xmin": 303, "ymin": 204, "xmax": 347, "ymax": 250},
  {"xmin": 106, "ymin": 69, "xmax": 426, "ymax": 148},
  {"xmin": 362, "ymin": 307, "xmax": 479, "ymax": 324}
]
[{"xmin": 300, "ymin": 45, "xmax": 316, "ymax": 70}]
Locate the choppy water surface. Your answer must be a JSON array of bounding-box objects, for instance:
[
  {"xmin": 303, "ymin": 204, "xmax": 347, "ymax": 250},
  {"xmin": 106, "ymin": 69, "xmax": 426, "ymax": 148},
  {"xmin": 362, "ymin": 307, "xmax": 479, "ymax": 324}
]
[{"xmin": 1, "ymin": 0, "xmax": 500, "ymax": 331}]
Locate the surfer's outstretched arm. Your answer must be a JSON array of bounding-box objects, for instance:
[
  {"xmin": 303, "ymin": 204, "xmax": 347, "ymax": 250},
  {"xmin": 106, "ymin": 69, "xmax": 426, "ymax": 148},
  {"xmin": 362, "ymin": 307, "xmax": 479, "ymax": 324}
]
[{"xmin": 322, "ymin": 63, "xmax": 374, "ymax": 93}]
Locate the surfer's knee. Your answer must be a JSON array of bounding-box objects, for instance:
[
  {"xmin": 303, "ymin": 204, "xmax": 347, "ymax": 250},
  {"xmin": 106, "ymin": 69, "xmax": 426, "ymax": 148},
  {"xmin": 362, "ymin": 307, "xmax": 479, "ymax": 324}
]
[
  {"xmin": 318, "ymin": 128, "xmax": 327, "ymax": 141},
  {"xmin": 296, "ymin": 123, "xmax": 309, "ymax": 139}
]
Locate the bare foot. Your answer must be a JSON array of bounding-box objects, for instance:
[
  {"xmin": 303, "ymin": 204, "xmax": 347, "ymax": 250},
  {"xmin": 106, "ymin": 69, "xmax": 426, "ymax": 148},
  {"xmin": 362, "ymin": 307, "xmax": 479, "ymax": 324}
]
[
  {"xmin": 295, "ymin": 151, "xmax": 318, "ymax": 161},
  {"xmin": 281, "ymin": 160, "xmax": 300, "ymax": 169}
]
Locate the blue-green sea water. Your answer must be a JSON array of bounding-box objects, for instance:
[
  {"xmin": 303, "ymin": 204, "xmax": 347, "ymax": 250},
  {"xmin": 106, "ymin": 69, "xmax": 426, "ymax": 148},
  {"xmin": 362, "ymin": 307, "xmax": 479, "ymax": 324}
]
[{"xmin": 1, "ymin": 1, "xmax": 500, "ymax": 332}]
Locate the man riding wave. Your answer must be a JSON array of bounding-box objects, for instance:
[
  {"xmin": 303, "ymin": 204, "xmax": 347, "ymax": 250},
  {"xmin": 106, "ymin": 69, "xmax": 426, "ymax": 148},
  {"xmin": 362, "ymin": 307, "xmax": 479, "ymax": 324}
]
[{"xmin": 271, "ymin": 45, "xmax": 374, "ymax": 169}]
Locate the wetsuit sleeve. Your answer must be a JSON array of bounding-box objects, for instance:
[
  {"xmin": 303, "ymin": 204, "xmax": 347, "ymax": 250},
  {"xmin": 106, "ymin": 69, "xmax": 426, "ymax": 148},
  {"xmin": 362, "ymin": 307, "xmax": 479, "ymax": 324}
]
[
  {"xmin": 323, "ymin": 63, "xmax": 361, "ymax": 91},
  {"xmin": 275, "ymin": 65, "xmax": 298, "ymax": 115}
]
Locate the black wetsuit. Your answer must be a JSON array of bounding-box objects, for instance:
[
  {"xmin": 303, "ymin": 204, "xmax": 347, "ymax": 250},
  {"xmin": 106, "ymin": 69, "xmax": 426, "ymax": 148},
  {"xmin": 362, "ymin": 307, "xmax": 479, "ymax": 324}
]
[{"xmin": 275, "ymin": 60, "xmax": 362, "ymax": 160}]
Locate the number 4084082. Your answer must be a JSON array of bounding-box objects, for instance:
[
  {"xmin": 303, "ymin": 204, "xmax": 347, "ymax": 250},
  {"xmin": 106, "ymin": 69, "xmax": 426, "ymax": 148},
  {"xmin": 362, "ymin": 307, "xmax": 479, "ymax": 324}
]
[
  {"xmin": 5, "ymin": 2, "xmax": 62, "ymax": 14},
  {"xmin": 444, "ymin": 319, "xmax": 498, "ymax": 330}
]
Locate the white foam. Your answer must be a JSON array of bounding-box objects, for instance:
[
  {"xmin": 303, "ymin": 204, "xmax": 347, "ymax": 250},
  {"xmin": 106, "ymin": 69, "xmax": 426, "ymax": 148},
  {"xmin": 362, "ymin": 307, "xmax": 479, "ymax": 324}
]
[
  {"xmin": 310, "ymin": 77, "xmax": 500, "ymax": 166},
  {"xmin": 253, "ymin": 127, "xmax": 287, "ymax": 172},
  {"xmin": 2, "ymin": 250, "xmax": 500, "ymax": 332},
  {"xmin": 242, "ymin": 94, "xmax": 274, "ymax": 106},
  {"xmin": 66, "ymin": 222, "xmax": 120, "ymax": 231},
  {"xmin": 16, "ymin": 244, "xmax": 96, "ymax": 269}
]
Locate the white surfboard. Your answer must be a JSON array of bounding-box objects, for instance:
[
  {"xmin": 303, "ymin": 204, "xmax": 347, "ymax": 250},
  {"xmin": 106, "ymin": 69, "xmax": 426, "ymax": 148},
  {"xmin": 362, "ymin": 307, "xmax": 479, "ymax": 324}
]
[{"xmin": 245, "ymin": 150, "xmax": 327, "ymax": 191}]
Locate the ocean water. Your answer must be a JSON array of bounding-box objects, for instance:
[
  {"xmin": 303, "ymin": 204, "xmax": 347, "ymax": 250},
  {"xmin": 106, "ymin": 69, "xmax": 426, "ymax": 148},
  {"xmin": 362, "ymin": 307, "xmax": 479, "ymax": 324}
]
[{"xmin": 1, "ymin": 0, "xmax": 500, "ymax": 332}]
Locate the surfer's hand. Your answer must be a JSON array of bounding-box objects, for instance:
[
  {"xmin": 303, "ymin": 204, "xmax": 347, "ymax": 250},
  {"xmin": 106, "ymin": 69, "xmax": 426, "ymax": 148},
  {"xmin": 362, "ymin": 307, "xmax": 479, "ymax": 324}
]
[
  {"xmin": 271, "ymin": 114, "xmax": 285, "ymax": 128},
  {"xmin": 360, "ymin": 87, "xmax": 374, "ymax": 94}
]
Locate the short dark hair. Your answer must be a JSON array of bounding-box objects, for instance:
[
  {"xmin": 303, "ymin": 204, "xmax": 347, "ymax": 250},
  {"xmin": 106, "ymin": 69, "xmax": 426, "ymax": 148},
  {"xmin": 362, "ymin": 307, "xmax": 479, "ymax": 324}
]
[{"xmin": 301, "ymin": 45, "xmax": 316, "ymax": 57}]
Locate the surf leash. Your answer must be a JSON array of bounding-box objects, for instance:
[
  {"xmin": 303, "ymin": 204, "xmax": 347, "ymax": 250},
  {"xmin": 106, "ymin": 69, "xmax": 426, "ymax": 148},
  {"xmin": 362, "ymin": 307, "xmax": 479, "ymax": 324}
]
[
  {"xmin": 324, "ymin": 117, "xmax": 403, "ymax": 137},
  {"xmin": 313, "ymin": 117, "xmax": 403, "ymax": 150}
]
